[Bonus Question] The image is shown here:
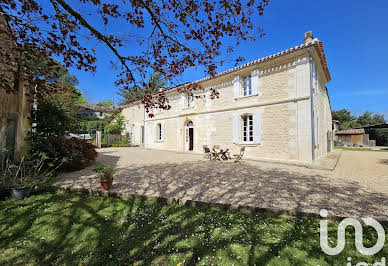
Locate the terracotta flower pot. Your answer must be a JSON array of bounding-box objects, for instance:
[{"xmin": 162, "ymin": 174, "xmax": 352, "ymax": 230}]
[{"xmin": 100, "ymin": 179, "xmax": 113, "ymax": 191}]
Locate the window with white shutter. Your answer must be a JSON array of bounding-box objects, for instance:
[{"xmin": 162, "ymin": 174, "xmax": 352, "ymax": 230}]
[
  {"xmin": 161, "ymin": 122, "xmax": 165, "ymax": 141},
  {"xmin": 251, "ymin": 69, "xmax": 259, "ymax": 95},
  {"xmin": 253, "ymin": 112, "xmax": 262, "ymax": 144},
  {"xmin": 233, "ymin": 115, "xmax": 239, "ymax": 143},
  {"xmin": 233, "ymin": 76, "xmax": 240, "ymax": 99},
  {"xmin": 156, "ymin": 123, "xmax": 162, "ymax": 141},
  {"xmin": 242, "ymin": 115, "xmax": 253, "ymax": 142},
  {"xmin": 187, "ymin": 94, "xmax": 194, "ymax": 108},
  {"xmin": 242, "ymin": 76, "xmax": 252, "ymax": 96},
  {"xmin": 181, "ymin": 94, "xmax": 185, "ymax": 109}
]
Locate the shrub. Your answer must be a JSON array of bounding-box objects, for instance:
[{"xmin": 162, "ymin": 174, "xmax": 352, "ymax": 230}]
[
  {"xmin": 30, "ymin": 136, "xmax": 97, "ymax": 171},
  {"xmin": 49, "ymin": 137, "xmax": 98, "ymax": 170},
  {"xmin": 334, "ymin": 140, "xmax": 343, "ymax": 147},
  {"xmin": 104, "ymin": 123, "xmax": 123, "ymax": 135}
]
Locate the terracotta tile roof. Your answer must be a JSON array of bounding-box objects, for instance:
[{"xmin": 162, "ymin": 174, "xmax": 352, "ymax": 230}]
[
  {"xmin": 336, "ymin": 129, "xmax": 365, "ymax": 135},
  {"xmin": 120, "ymin": 37, "xmax": 331, "ymax": 109},
  {"xmin": 162, "ymin": 38, "xmax": 331, "ymax": 94},
  {"xmin": 77, "ymin": 104, "xmax": 115, "ymax": 112}
]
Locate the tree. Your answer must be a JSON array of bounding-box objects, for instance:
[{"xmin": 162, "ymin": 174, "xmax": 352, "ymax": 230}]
[
  {"xmin": 104, "ymin": 114, "xmax": 124, "ymax": 135},
  {"xmin": 117, "ymin": 72, "xmax": 167, "ymax": 104},
  {"xmin": 332, "ymin": 109, "xmax": 386, "ymax": 129},
  {"xmin": 96, "ymin": 100, "xmax": 114, "ymax": 107},
  {"xmin": 332, "ymin": 109, "xmax": 355, "ymax": 124},
  {"xmin": 1, "ymin": 0, "xmax": 270, "ymax": 114},
  {"xmin": 32, "ymin": 92, "xmax": 79, "ymax": 138}
]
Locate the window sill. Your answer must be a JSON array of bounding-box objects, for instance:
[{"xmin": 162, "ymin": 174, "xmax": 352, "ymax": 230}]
[
  {"xmin": 155, "ymin": 140, "xmax": 164, "ymax": 143},
  {"xmin": 235, "ymin": 93, "xmax": 259, "ymax": 100},
  {"xmin": 182, "ymin": 106, "xmax": 195, "ymax": 110},
  {"xmin": 235, "ymin": 142, "xmax": 260, "ymax": 147}
]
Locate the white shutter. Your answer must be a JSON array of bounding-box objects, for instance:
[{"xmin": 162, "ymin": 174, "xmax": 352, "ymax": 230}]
[
  {"xmin": 253, "ymin": 112, "xmax": 262, "ymax": 144},
  {"xmin": 233, "ymin": 115, "xmax": 239, "ymax": 144},
  {"xmin": 251, "ymin": 69, "xmax": 259, "ymax": 95},
  {"xmin": 181, "ymin": 94, "xmax": 185, "ymax": 109},
  {"xmin": 192, "ymin": 94, "xmax": 196, "ymax": 107},
  {"xmin": 161, "ymin": 122, "xmax": 165, "ymax": 141},
  {"xmin": 233, "ymin": 76, "xmax": 240, "ymax": 99},
  {"xmin": 154, "ymin": 123, "xmax": 157, "ymax": 142}
]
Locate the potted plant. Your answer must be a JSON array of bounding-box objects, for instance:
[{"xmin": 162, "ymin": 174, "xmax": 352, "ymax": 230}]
[
  {"xmin": 1, "ymin": 152, "xmax": 64, "ymax": 200},
  {"xmin": 93, "ymin": 163, "xmax": 115, "ymax": 190}
]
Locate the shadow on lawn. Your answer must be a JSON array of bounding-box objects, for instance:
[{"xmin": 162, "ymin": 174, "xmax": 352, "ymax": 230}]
[{"xmin": 0, "ymin": 193, "xmax": 387, "ymax": 265}]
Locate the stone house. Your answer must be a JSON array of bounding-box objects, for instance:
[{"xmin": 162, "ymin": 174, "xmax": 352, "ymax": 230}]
[
  {"xmin": 0, "ymin": 12, "xmax": 30, "ymax": 162},
  {"xmin": 120, "ymin": 32, "xmax": 333, "ymax": 164},
  {"xmin": 77, "ymin": 104, "xmax": 115, "ymax": 120}
]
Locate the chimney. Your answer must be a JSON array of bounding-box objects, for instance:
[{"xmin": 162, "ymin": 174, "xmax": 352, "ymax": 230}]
[{"xmin": 304, "ymin": 31, "xmax": 314, "ymax": 43}]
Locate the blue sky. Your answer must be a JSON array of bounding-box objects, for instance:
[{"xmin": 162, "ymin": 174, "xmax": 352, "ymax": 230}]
[{"xmin": 69, "ymin": 0, "xmax": 388, "ymax": 118}]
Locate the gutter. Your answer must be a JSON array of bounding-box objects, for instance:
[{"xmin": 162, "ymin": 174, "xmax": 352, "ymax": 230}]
[{"xmin": 308, "ymin": 48, "xmax": 315, "ymax": 161}]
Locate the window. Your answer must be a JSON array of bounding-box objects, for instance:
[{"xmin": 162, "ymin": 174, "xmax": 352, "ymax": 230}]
[
  {"xmin": 157, "ymin": 123, "xmax": 162, "ymax": 141},
  {"xmin": 100, "ymin": 112, "xmax": 103, "ymax": 117},
  {"xmin": 132, "ymin": 109, "xmax": 135, "ymax": 119},
  {"xmin": 242, "ymin": 115, "xmax": 253, "ymax": 142},
  {"xmin": 242, "ymin": 76, "xmax": 252, "ymax": 96},
  {"xmin": 187, "ymin": 94, "xmax": 194, "ymax": 108}
]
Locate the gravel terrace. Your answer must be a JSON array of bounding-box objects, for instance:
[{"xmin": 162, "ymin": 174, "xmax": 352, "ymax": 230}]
[{"xmin": 55, "ymin": 148, "xmax": 388, "ymax": 221}]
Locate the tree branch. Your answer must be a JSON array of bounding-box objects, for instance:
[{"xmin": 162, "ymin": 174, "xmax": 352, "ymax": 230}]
[{"xmin": 50, "ymin": 0, "xmax": 135, "ymax": 81}]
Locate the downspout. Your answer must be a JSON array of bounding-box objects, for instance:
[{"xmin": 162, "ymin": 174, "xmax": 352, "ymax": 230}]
[{"xmin": 308, "ymin": 48, "xmax": 315, "ymax": 162}]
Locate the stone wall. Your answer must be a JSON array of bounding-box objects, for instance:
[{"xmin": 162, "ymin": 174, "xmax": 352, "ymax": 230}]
[{"xmin": 0, "ymin": 13, "xmax": 30, "ymax": 161}]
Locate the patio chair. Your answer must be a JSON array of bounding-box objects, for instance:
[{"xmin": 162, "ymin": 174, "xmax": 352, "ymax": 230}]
[
  {"xmin": 233, "ymin": 147, "xmax": 245, "ymax": 163},
  {"xmin": 220, "ymin": 149, "xmax": 231, "ymax": 160},
  {"xmin": 203, "ymin": 145, "xmax": 211, "ymax": 159},
  {"xmin": 211, "ymin": 145, "xmax": 221, "ymax": 160}
]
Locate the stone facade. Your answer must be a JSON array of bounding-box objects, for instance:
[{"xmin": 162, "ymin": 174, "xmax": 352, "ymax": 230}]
[
  {"xmin": 0, "ymin": 13, "xmax": 30, "ymax": 161},
  {"xmin": 121, "ymin": 35, "xmax": 332, "ymax": 163}
]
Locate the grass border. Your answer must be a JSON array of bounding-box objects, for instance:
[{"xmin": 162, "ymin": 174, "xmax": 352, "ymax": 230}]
[{"xmin": 38, "ymin": 185, "xmax": 372, "ymax": 223}]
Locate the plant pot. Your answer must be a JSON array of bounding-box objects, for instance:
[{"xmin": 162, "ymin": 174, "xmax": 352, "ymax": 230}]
[
  {"xmin": 10, "ymin": 187, "xmax": 31, "ymax": 200},
  {"xmin": 100, "ymin": 180, "xmax": 113, "ymax": 191}
]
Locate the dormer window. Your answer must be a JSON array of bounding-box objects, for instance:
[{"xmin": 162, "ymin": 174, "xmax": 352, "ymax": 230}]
[{"xmin": 242, "ymin": 76, "xmax": 252, "ymax": 96}]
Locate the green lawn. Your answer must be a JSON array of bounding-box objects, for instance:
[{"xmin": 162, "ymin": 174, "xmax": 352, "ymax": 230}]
[
  {"xmin": 335, "ymin": 146, "xmax": 388, "ymax": 152},
  {"xmin": 0, "ymin": 193, "xmax": 386, "ymax": 265}
]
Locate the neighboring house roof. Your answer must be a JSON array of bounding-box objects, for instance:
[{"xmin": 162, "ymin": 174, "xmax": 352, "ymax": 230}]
[
  {"xmin": 355, "ymin": 123, "xmax": 388, "ymax": 129},
  {"xmin": 77, "ymin": 104, "xmax": 115, "ymax": 112},
  {"xmin": 335, "ymin": 129, "xmax": 365, "ymax": 135}
]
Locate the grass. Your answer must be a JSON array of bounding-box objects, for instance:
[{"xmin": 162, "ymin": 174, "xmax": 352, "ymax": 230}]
[
  {"xmin": 0, "ymin": 192, "xmax": 387, "ymax": 265},
  {"xmin": 335, "ymin": 146, "xmax": 388, "ymax": 152}
]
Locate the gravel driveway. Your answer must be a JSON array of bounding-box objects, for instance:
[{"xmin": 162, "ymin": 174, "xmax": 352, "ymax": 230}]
[{"xmin": 55, "ymin": 148, "xmax": 388, "ymax": 221}]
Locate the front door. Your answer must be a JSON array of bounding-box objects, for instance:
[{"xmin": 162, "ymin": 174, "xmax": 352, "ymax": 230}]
[
  {"xmin": 141, "ymin": 126, "xmax": 144, "ymax": 144},
  {"xmin": 185, "ymin": 121, "xmax": 194, "ymax": 151},
  {"xmin": 189, "ymin": 128, "xmax": 194, "ymax": 151}
]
